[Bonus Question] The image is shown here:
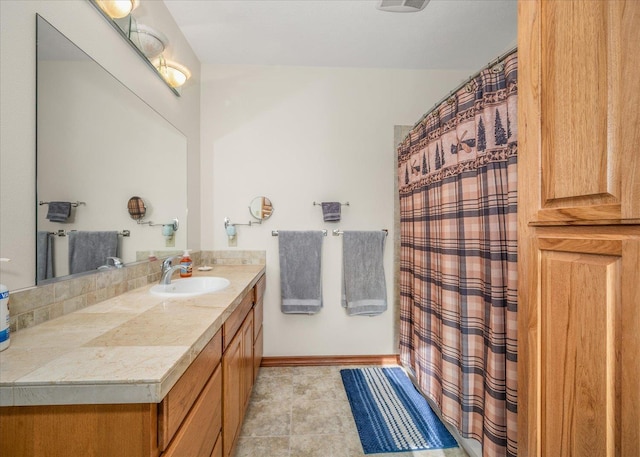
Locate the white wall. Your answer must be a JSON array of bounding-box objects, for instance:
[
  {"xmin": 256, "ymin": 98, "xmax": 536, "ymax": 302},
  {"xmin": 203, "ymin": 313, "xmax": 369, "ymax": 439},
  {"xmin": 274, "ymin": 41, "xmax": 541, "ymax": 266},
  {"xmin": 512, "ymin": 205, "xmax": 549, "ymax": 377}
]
[
  {"xmin": 0, "ymin": 0, "xmax": 201, "ymax": 290},
  {"xmin": 201, "ymin": 65, "xmax": 471, "ymax": 357}
]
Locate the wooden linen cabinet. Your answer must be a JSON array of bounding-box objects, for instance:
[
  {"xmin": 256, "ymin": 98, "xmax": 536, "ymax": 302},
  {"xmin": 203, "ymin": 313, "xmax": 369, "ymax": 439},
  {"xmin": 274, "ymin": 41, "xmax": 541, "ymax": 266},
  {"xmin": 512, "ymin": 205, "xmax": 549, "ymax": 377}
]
[{"xmin": 518, "ymin": 1, "xmax": 640, "ymax": 456}]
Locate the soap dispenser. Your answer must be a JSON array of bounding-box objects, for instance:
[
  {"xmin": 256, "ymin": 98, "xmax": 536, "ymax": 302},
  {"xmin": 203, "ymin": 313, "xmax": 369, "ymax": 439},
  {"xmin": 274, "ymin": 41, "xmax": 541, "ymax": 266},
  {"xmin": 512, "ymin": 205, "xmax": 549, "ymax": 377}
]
[
  {"xmin": 0, "ymin": 258, "xmax": 11, "ymax": 352},
  {"xmin": 180, "ymin": 250, "xmax": 193, "ymax": 278}
]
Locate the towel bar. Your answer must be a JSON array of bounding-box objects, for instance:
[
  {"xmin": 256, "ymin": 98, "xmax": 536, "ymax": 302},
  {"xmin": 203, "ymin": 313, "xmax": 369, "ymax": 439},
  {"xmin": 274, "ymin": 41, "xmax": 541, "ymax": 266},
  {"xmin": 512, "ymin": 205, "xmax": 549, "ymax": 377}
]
[
  {"xmin": 313, "ymin": 201, "xmax": 349, "ymax": 206},
  {"xmin": 47, "ymin": 230, "xmax": 131, "ymax": 237},
  {"xmin": 332, "ymin": 229, "xmax": 388, "ymax": 236},
  {"xmin": 272, "ymin": 230, "xmax": 327, "ymax": 236},
  {"xmin": 39, "ymin": 200, "xmax": 85, "ymax": 207}
]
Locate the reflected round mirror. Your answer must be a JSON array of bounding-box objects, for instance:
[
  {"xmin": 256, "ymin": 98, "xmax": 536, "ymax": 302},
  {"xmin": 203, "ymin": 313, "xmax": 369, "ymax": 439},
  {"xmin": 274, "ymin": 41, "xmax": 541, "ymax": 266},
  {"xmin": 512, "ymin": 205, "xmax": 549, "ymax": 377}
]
[
  {"xmin": 249, "ymin": 196, "xmax": 274, "ymax": 221},
  {"xmin": 127, "ymin": 196, "xmax": 146, "ymax": 220}
]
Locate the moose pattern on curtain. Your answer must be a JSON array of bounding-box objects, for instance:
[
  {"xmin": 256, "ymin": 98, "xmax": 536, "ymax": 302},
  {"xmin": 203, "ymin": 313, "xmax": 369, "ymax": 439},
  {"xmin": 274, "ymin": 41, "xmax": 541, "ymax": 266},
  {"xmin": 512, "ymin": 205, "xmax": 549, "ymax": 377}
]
[{"xmin": 398, "ymin": 51, "xmax": 517, "ymax": 457}]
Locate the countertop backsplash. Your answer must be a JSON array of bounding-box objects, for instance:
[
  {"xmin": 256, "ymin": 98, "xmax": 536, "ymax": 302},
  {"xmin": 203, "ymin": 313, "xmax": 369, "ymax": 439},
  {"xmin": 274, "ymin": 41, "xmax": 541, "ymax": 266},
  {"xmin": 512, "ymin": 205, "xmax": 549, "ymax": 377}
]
[{"xmin": 8, "ymin": 250, "xmax": 265, "ymax": 333}]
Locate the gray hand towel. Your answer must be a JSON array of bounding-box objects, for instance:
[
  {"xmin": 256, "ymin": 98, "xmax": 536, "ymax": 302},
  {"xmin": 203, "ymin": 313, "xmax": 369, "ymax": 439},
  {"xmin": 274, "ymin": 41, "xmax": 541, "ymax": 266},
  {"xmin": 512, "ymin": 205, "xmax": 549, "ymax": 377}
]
[
  {"xmin": 278, "ymin": 231, "xmax": 324, "ymax": 314},
  {"xmin": 68, "ymin": 231, "xmax": 118, "ymax": 275},
  {"xmin": 321, "ymin": 202, "xmax": 341, "ymax": 222},
  {"xmin": 341, "ymin": 231, "xmax": 387, "ymax": 316},
  {"xmin": 46, "ymin": 202, "xmax": 72, "ymax": 222},
  {"xmin": 37, "ymin": 231, "xmax": 54, "ymax": 281}
]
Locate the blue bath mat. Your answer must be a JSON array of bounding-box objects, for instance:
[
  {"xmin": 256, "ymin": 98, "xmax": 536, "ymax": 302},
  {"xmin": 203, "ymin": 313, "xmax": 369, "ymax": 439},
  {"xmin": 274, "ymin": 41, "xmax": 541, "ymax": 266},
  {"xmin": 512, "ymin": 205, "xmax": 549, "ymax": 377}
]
[{"xmin": 340, "ymin": 367, "xmax": 458, "ymax": 454}]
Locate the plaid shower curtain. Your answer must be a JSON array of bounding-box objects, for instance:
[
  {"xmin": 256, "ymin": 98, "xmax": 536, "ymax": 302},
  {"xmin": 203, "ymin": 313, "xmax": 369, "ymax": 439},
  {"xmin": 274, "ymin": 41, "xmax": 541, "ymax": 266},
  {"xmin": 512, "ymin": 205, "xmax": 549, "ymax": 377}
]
[{"xmin": 398, "ymin": 51, "xmax": 517, "ymax": 457}]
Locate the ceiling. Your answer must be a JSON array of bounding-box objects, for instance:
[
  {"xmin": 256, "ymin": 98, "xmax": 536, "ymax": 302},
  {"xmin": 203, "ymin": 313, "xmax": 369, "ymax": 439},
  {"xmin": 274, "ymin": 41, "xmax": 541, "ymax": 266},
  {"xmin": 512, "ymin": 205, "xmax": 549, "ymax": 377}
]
[{"xmin": 163, "ymin": 0, "xmax": 518, "ymax": 70}]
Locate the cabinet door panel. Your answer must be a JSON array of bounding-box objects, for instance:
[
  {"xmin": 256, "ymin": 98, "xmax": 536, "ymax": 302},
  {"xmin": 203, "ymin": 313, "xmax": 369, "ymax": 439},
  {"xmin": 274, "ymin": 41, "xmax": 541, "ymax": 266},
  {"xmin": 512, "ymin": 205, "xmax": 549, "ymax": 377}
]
[
  {"xmin": 223, "ymin": 331, "xmax": 243, "ymax": 457},
  {"xmin": 242, "ymin": 310, "xmax": 255, "ymax": 409},
  {"xmin": 540, "ymin": 249, "xmax": 620, "ymax": 457},
  {"xmin": 159, "ymin": 330, "xmax": 222, "ymax": 450},
  {"xmin": 162, "ymin": 365, "xmax": 222, "ymax": 457},
  {"xmin": 254, "ymin": 325, "xmax": 263, "ymax": 383},
  {"xmin": 534, "ymin": 0, "xmax": 640, "ymax": 223},
  {"xmin": 541, "ymin": 0, "xmax": 612, "ymax": 206},
  {"xmin": 211, "ymin": 433, "xmax": 222, "ymax": 457}
]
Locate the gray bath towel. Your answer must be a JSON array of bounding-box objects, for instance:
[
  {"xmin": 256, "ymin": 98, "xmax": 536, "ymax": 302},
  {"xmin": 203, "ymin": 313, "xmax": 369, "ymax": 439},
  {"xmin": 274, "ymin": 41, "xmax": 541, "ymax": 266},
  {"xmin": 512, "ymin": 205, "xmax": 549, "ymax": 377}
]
[
  {"xmin": 68, "ymin": 231, "xmax": 118, "ymax": 275},
  {"xmin": 321, "ymin": 202, "xmax": 341, "ymax": 222},
  {"xmin": 341, "ymin": 231, "xmax": 387, "ymax": 316},
  {"xmin": 278, "ymin": 231, "xmax": 324, "ymax": 314},
  {"xmin": 37, "ymin": 231, "xmax": 54, "ymax": 281},
  {"xmin": 46, "ymin": 202, "xmax": 72, "ymax": 222}
]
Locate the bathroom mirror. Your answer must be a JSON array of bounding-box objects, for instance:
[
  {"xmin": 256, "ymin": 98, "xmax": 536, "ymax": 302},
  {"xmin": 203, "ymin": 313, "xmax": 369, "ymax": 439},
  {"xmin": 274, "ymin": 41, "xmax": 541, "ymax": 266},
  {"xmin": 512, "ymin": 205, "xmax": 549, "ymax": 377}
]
[
  {"xmin": 36, "ymin": 15, "xmax": 187, "ymax": 282},
  {"xmin": 249, "ymin": 197, "xmax": 274, "ymax": 221}
]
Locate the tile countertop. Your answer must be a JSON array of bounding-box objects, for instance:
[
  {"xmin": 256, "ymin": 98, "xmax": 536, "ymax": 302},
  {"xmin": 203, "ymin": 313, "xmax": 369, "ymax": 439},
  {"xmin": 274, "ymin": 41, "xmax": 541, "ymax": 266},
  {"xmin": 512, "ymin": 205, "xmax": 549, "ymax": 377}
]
[{"xmin": 0, "ymin": 265, "xmax": 265, "ymax": 407}]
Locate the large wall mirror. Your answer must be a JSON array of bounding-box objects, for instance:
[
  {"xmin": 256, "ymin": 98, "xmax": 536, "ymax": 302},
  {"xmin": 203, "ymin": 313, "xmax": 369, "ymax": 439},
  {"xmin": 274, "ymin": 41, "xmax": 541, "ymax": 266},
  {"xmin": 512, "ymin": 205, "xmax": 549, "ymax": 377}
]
[{"xmin": 36, "ymin": 15, "xmax": 187, "ymax": 283}]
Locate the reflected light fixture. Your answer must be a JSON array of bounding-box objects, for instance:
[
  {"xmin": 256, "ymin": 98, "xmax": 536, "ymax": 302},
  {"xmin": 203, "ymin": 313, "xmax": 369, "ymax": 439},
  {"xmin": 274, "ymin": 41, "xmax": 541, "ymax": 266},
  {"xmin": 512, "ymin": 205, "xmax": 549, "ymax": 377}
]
[
  {"xmin": 96, "ymin": 0, "xmax": 139, "ymax": 19},
  {"xmin": 130, "ymin": 23, "xmax": 169, "ymax": 59},
  {"xmin": 376, "ymin": 0, "xmax": 429, "ymax": 12},
  {"xmin": 155, "ymin": 56, "xmax": 191, "ymax": 88}
]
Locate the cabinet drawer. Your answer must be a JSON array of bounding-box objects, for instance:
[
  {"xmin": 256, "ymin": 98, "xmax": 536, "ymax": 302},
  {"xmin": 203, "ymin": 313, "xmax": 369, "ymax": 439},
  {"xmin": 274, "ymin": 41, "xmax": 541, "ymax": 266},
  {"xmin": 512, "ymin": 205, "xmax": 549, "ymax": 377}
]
[
  {"xmin": 223, "ymin": 292, "xmax": 253, "ymax": 351},
  {"xmin": 253, "ymin": 297, "xmax": 263, "ymax": 341},
  {"xmin": 254, "ymin": 274, "xmax": 266, "ymax": 304},
  {"xmin": 159, "ymin": 330, "xmax": 222, "ymax": 450},
  {"xmin": 162, "ymin": 365, "xmax": 222, "ymax": 457}
]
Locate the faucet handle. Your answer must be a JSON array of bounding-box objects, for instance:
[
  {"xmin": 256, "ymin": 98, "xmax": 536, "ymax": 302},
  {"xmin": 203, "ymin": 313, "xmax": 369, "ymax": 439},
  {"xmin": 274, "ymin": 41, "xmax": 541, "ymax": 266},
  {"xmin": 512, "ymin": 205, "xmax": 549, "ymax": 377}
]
[
  {"xmin": 161, "ymin": 254, "xmax": 182, "ymax": 271},
  {"xmin": 106, "ymin": 257, "xmax": 123, "ymax": 268}
]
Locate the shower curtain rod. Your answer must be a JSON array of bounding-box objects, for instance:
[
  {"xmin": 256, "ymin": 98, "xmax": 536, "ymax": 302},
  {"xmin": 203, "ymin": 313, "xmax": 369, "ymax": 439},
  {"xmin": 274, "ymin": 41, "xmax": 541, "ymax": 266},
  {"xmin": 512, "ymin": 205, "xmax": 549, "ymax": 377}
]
[{"xmin": 411, "ymin": 45, "xmax": 518, "ymax": 130}]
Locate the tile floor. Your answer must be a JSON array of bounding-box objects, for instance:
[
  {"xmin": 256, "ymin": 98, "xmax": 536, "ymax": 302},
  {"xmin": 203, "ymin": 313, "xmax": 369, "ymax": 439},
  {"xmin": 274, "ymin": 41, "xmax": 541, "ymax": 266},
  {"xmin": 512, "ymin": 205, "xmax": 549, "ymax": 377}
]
[{"xmin": 232, "ymin": 365, "xmax": 469, "ymax": 457}]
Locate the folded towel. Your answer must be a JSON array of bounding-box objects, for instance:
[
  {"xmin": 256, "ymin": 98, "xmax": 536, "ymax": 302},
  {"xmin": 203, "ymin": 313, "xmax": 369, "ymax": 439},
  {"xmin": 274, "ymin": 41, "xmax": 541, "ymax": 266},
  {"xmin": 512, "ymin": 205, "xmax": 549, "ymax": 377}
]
[
  {"xmin": 278, "ymin": 231, "xmax": 324, "ymax": 314},
  {"xmin": 341, "ymin": 231, "xmax": 387, "ymax": 316},
  {"xmin": 46, "ymin": 202, "xmax": 72, "ymax": 222},
  {"xmin": 36, "ymin": 231, "xmax": 54, "ymax": 281},
  {"xmin": 68, "ymin": 231, "xmax": 118, "ymax": 274},
  {"xmin": 321, "ymin": 202, "xmax": 341, "ymax": 222}
]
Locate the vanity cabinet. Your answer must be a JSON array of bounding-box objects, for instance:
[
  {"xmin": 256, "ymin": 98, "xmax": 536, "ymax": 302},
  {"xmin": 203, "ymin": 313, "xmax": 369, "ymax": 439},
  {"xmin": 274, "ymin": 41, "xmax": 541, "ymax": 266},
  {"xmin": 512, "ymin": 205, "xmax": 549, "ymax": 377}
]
[{"xmin": 0, "ymin": 271, "xmax": 266, "ymax": 457}]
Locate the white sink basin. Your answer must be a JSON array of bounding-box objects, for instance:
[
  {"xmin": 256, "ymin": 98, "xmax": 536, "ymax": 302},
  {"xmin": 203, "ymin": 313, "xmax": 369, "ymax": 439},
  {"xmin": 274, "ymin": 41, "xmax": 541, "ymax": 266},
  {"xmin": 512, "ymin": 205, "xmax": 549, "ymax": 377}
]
[{"xmin": 150, "ymin": 277, "xmax": 230, "ymax": 298}]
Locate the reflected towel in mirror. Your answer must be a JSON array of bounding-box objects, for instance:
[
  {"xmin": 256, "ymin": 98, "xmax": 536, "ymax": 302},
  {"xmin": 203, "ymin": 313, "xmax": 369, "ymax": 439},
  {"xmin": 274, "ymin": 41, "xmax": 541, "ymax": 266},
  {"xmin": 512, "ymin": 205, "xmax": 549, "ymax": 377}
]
[
  {"xmin": 36, "ymin": 231, "xmax": 54, "ymax": 281},
  {"xmin": 68, "ymin": 231, "xmax": 118, "ymax": 275},
  {"xmin": 46, "ymin": 201, "xmax": 72, "ymax": 222}
]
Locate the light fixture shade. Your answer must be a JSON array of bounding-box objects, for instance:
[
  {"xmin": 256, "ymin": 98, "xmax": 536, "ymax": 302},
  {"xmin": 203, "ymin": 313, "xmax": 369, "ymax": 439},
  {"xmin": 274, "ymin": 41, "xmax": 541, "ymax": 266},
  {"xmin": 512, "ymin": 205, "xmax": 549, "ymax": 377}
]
[
  {"xmin": 376, "ymin": 0, "xmax": 430, "ymax": 13},
  {"xmin": 130, "ymin": 24, "xmax": 169, "ymax": 59},
  {"xmin": 156, "ymin": 57, "xmax": 191, "ymax": 88},
  {"xmin": 96, "ymin": 0, "xmax": 139, "ymax": 19}
]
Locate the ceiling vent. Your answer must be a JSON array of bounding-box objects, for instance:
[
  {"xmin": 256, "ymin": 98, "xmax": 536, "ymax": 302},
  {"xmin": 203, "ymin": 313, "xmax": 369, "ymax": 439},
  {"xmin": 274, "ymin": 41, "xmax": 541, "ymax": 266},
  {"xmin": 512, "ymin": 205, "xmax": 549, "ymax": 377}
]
[{"xmin": 376, "ymin": 0, "xmax": 430, "ymax": 13}]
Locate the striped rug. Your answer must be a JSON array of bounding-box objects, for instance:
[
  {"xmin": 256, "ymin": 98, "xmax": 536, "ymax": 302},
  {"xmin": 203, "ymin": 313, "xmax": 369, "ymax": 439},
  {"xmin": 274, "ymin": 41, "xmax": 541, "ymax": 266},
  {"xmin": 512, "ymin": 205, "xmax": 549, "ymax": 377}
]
[{"xmin": 340, "ymin": 367, "xmax": 458, "ymax": 454}]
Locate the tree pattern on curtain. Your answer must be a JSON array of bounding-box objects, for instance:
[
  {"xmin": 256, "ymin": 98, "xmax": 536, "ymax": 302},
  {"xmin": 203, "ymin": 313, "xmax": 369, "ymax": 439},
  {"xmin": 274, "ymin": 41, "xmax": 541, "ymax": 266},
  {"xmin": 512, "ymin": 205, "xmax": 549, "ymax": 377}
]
[{"xmin": 397, "ymin": 51, "xmax": 518, "ymax": 457}]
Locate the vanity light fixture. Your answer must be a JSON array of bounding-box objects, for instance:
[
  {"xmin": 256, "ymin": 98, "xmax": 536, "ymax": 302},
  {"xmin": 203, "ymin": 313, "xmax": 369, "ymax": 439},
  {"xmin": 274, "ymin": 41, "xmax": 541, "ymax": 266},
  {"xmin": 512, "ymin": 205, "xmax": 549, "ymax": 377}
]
[
  {"xmin": 95, "ymin": 0, "xmax": 139, "ymax": 19},
  {"xmin": 155, "ymin": 55, "xmax": 191, "ymax": 88},
  {"xmin": 129, "ymin": 23, "xmax": 169, "ymax": 59}
]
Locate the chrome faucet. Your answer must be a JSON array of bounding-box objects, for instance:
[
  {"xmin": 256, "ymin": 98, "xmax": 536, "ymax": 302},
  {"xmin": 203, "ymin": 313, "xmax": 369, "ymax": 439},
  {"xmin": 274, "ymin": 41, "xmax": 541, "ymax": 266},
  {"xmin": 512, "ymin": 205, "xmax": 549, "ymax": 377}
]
[
  {"xmin": 160, "ymin": 255, "xmax": 184, "ymax": 285},
  {"xmin": 98, "ymin": 256, "xmax": 123, "ymax": 270},
  {"xmin": 106, "ymin": 257, "xmax": 123, "ymax": 268}
]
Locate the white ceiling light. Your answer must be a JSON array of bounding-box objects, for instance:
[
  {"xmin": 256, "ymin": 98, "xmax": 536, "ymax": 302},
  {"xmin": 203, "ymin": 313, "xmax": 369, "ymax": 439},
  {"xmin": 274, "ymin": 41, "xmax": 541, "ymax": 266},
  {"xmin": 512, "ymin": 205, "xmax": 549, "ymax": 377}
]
[{"xmin": 376, "ymin": 0, "xmax": 430, "ymax": 13}]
